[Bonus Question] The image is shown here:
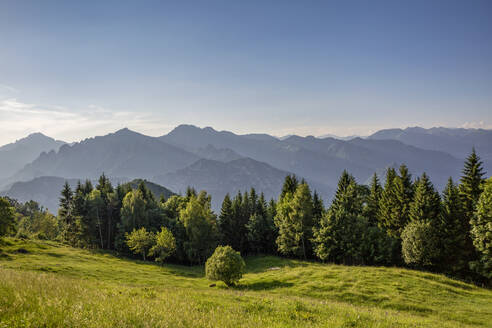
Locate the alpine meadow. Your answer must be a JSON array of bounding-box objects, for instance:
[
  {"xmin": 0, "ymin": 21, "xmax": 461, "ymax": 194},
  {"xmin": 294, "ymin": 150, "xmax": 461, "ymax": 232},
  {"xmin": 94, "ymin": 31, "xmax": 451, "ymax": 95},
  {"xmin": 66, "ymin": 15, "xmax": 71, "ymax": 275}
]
[{"xmin": 1, "ymin": 1, "xmax": 492, "ymax": 327}]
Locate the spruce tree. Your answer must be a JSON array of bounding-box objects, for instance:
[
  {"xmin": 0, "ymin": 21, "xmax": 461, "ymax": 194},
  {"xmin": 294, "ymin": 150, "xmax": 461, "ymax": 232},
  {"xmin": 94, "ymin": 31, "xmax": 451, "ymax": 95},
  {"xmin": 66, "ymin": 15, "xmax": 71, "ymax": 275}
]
[
  {"xmin": 218, "ymin": 194, "xmax": 234, "ymax": 246},
  {"xmin": 364, "ymin": 173, "xmax": 382, "ymax": 225},
  {"xmin": 312, "ymin": 191, "xmax": 324, "ymax": 229},
  {"xmin": 0, "ymin": 197, "xmax": 15, "ymax": 237},
  {"xmin": 313, "ymin": 180, "xmax": 364, "ymax": 264},
  {"xmin": 275, "ymin": 183, "xmax": 314, "ymax": 259},
  {"xmin": 460, "ymin": 148, "xmax": 486, "ymax": 217},
  {"xmin": 470, "ymin": 178, "xmax": 492, "ymax": 281},
  {"xmin": 379, "ymin": 166, "xmax": 413, "ymax": 238},
  {"xmin": 280, "ymin": 175, "xmax": 299, "ymax": 199},
  {"xmin": 409, "ymin": 173, "xmax": 441, "ymax": 224},
  {"xmin": 440, "ymin": 178, "xmax": 468, "ymax": 273},
  {"xmin": 59, "ymin": 181, "xmax": 76, "ymax": 245}
]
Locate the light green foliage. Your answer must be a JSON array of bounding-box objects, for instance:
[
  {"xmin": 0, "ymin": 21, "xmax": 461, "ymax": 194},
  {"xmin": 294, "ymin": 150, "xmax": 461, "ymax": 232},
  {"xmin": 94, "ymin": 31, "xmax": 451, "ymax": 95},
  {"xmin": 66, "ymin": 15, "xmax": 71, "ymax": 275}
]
[
  {"xmin": 125, "ymin": 227, "xmax": 155, "ymax": 261},
  {"xmin": 470, "ymin": 178, "xmax": 492, "ymax": 279},
  {"xmin": 0, "ymin": 197, "xmax": 15, "ymax": 236},
  {"xmin": 149, "ymin": 227, "xmax": 176, "ymax": 263},
  {"xmin": 275, "ymin": 183, "xmax": 314, "ymax": 259},
  {"xmin": 401, "ymin": 220, "xmax": 440, "ymax": 267},
  {"xmin": 1, "ymin": 238, "xmax": 492, "ymax": 327},
  {"xmin": 180, "ymin": 193, "xmax": 218, "ymax": 264},
  {"xmin": 205, "ymin": 245, "xmax": 245, "ymax": 286}
]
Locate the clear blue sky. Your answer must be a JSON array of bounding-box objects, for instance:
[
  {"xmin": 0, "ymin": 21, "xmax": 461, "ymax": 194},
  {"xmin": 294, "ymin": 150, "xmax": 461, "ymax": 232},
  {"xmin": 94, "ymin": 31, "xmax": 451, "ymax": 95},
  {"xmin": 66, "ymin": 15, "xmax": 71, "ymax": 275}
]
[{"xmin": 0, "ymin": 0, "xmax": 491, "ymax": 144}]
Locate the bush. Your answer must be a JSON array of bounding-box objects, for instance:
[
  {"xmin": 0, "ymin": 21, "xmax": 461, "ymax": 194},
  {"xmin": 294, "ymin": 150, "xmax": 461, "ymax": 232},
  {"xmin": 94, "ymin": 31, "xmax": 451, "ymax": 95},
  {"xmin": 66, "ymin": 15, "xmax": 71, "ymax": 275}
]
[
  {"xmin": 205, "ymin": 246, "xmax": 245, "ymax": 286},
  {"xmin": 401, "ymin": 220, "xmax": 440, "ymax": 267}
]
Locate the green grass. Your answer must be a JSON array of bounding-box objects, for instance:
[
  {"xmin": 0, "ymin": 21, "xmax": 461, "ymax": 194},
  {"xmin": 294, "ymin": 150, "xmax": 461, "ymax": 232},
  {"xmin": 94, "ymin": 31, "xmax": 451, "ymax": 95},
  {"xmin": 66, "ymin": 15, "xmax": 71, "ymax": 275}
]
[{"xmin": 1, "ymin": 238, "xmax": 491, "ymax": 327}]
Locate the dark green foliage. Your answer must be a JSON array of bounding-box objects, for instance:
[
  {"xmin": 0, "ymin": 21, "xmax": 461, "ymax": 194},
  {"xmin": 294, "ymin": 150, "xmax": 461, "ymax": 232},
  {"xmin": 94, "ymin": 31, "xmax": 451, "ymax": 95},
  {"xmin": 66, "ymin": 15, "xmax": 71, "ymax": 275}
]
[
  {"xmin": 0, "ymin": 197, "xmax": 15, "ymax": 237},
  {"xmin": 280, "ymin": 175, "xmax": 299, "ymax": 199},
  {"xmin": 364, "ymin": 173, "xmax": 382, "ymax": 225},
  {"xmin": 439, "ymin": 178, "xmax": 469, "ymax": 273},
  {"xmin": 460, "ymin": 148, "xmax": 486, "ymax": 217},
  {"xmin": 378, "ymin": 166, "xmax": 414, "ymax": 238},
  {"xmin": 409, "ymin": 173, "xmax": 441, "ymax": 224},
  {"xmin": 313, "ymin": 180, "xmax": 365, "ymax": 264},
  {"xmin": 205, "ymin": 245, "xmax": 245, "ymax": 286}
]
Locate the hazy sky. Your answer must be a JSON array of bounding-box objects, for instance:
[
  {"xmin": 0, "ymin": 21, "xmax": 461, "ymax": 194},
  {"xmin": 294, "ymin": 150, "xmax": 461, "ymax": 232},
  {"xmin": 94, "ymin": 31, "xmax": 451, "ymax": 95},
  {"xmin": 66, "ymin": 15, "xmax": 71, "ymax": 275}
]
[{"xmin": 1, "ymin": 0, "xmax": 491, "ymax": 145}]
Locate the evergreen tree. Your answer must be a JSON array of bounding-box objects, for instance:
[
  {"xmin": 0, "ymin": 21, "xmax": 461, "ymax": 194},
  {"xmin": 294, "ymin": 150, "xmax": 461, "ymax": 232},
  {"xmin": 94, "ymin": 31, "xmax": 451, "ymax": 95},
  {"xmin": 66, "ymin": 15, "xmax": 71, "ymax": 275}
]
[
  {"xmin": 460, "ymin": 148, "xmax": 486, "ymax": 217},
  {"xmin": 459, "ymin": 149, "xmax": 486, "ymax": 270},
  {"xmin": 280, "ymin": 175, "xmax": 298, "ymax": 199},
  {"xmin": 313, "ymin": 180, "xmax": 364, "ymax": 264},
  {"xmin": 59, "ymin": 181, "xmax": 76, "ymax": 245},
  {"xmin": 439, "ymin": 178, "xmax": 468, "ymax": 273},
  {"xmin": 0, "ymin": 197, "xmax": 15, "ymax": 237},
  {"xmin": 312, "ymin": 191, "xmax": 324, "ymax": 229},
  {"xmin": 275, "ymin": 183, "xmax": 314, "ymax": 259},
  {"xmin": 379, "ymin": 166, "xmax": 413, "ymax": 238},
  {"xmin": 218, "ymin": 194, "xmax": 234, "ymax": 246},
  {"xmin": 364, "ymin": 173, "xmax": 382, "ymax": 225},
  {"xmin": 470, "ymin": 178, "xmax": 492, "ymax": 281},
  {"xmin": 409, "ymin": 173, "xmax": 441, "ymax": 224}
]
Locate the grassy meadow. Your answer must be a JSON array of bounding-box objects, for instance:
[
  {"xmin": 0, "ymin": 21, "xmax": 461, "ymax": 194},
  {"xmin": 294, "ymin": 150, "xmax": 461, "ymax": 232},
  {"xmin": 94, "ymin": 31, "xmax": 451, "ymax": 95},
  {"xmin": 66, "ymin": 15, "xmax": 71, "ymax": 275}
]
[{"xmin": 0, "ymin": 238, "xmax": 491, "ymax": 328}]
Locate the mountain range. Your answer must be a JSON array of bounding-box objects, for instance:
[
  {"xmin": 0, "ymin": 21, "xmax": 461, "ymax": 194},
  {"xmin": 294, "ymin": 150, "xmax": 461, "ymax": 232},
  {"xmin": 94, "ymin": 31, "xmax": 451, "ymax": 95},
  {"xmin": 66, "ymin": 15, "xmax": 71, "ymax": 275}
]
[{"xmin": 0, "ymin": 125, "xmax": 490, "ymax": 211}]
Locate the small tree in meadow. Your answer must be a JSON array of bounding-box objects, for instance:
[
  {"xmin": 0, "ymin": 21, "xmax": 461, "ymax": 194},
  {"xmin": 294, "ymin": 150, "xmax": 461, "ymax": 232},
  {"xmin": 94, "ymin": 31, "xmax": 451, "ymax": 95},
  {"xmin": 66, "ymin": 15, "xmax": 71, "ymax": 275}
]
[
  {"xmin": 125, "ymin": 227, "xmax": 155, "ymax": 261},
  {"xmin": 149, "ymin": 227, "xmax": 176, "ymax": 263},
  {"xmin": 205, "ymin": 246, "xmax": 245, "ymax": 286}
]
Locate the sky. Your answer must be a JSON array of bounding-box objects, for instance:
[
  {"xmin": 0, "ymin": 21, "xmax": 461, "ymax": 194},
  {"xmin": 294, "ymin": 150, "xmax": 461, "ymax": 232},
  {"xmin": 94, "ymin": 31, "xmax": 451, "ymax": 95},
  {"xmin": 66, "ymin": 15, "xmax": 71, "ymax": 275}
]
[{"xmin": 1, "ymin": 0, "xmax": 491, "ymax": 145}]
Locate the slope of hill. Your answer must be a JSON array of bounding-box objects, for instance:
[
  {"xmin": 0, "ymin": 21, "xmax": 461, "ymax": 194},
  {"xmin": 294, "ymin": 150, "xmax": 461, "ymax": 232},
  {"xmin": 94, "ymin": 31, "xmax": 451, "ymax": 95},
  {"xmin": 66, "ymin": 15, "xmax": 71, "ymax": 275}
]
[
  {"xmin": 1, "ymin": 176, "xmax": 175, "ymax": 212},
  {"xmin": 0, "ymin": 133, "xmax": 65, "ymax": 181},
  {"xmin": 8, "ymin": 128, "xmax": 199, "ymax": 184},
  {"xmin": 0, "ymin": 238, "xmax": 491, "ymax": 327},
  {"xmin": 369, "ymin": 127, "xmax": 492, "ymax": 164}
]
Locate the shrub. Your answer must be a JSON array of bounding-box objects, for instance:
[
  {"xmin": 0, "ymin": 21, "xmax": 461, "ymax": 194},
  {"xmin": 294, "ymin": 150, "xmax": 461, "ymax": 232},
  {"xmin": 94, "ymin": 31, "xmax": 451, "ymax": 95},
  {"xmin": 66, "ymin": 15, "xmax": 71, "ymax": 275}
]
[
  {"xmin": 205, "ymin": 246, "xmax": 245, "ymax": 286},
  {"xmin": 401, "ymin": 220, "xmax": 440, "ymax": 267}
]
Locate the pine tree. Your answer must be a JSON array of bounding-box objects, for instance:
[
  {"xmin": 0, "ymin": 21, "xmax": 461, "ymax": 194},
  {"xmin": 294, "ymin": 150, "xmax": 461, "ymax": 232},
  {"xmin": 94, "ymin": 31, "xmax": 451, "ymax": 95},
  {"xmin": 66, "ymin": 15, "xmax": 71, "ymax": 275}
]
[{"xmin": 409, "ymin": 173, "xmax": 441, "ymax": 224}]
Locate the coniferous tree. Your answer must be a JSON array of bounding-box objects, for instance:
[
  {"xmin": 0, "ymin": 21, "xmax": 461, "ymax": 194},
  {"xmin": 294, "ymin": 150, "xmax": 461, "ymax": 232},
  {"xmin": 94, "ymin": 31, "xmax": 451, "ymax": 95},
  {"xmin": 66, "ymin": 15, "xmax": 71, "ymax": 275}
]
[
  {"xmin": 379, "ymin": 166, "xmax": 413, "ymax": 238},
  {"xmin": 313, "ymin": 179, "xmax": 364, "ymax": 264},
  {"xmin": 275, "ymin": 183, "xmax": 314, "ymax": 259},
  {"xmin": 312, "ymin": 191, "xmax": 324, "ymax": 229},
  {"xmin": 470, "ymin": 178, "xmax": 492, "ymax": 281},
  {"xmin": 460, "ymin": 148, "xmax": 486, "ymax": 217},
  {"xmin": 364, "ymin": 173, "xmax": 382, "ymax": 225},
  {"xmin": 439, "ymin": 178, "xmax": 468, "ymax": 273},
  {"xmin": 459, "ymin": 149, "xmax": 486, "ymax": 270},
  {"xmin": 0, "ymin": 197, "xmax": 15, "ymax": 237},
  {"xmin": 280, "ymin": 175, "xmax": 298, "ymax": 199},
  {"xmin": 59, "ymin": 182, "xmax": 77, "ymax": 245},
  {"xmin": 218, "ymin": 194, "xmax": 234, "ymax": 246},
  {"xmin": 409, "ymin": 173, "xmax": 441, "ymax": 224}
]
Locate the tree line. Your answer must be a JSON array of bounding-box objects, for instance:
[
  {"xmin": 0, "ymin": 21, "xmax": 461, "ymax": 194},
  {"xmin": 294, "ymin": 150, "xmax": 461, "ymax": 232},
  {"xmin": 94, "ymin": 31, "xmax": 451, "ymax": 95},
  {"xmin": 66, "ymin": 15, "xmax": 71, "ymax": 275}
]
[{"xmin": 0, "ymin": 149, "xmax": 490, "ymax": 284}]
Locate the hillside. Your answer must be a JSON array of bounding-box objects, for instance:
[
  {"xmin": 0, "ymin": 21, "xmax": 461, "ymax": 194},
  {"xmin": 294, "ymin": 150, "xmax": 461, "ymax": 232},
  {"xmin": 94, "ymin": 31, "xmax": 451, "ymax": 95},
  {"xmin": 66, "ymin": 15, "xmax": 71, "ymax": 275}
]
[
  {"xmin": 7, "ymin": 128, "xmax": 198, "ymax": 185},
  {"xmin": 1, "ymin": 238, "xmax": 491, "ymax": 327},
  {"xmin": 369, "ymin": 127, "xmax": 492, "ymax": 168},
  {"xmin": 0, "ymin": 133, "xmax": 65, "ymax": 181}
]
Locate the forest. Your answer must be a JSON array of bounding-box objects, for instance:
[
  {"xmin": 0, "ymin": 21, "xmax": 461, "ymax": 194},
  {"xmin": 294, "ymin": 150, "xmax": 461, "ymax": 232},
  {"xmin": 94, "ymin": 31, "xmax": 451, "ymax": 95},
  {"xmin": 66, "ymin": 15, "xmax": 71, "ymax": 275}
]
[{"xmin": 1, "ymin": 149, "xmax": 491, "ymax": 285}]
